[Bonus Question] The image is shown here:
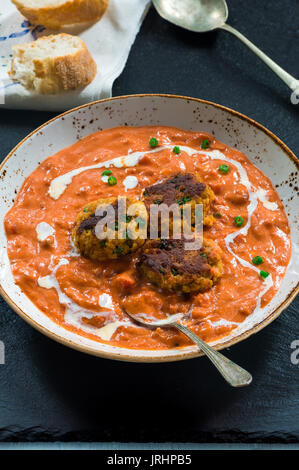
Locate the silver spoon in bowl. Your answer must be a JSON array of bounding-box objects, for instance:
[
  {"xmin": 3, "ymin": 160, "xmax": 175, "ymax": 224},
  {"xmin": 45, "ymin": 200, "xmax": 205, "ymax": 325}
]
[
  {"xmin": 152, "ymin": 0, "xmax": 299, "ymax": 96},
  {"xmin": 124, "ymin": 309, "xmax": 252, "ymax": 387}
]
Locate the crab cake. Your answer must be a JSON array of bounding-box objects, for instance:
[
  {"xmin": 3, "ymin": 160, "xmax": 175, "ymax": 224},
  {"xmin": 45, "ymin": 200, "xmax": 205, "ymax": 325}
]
[
  {"xmin": 138, "ymin": 237, "xmax": 223, "ymax": 294},
  {"xmin": 72, "ymin": 197, "xmax": 148, "ymax": 261},
  {"xmin": 142, "ymin": 173, "xmax": 215, "ymax": 232}
]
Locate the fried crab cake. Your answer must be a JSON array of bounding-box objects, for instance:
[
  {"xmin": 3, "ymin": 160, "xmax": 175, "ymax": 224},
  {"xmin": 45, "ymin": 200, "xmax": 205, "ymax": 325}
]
[
  {"xmin": 72, "ymin": 197, "xmax": 148, "ymax": 260},
  {"xmin": 142, "ymin": 173, "xmax": 215, "ymax": 231},
  {"xmin": 138, "ymin": 237, "xmax": 223, "ymax": 294}
]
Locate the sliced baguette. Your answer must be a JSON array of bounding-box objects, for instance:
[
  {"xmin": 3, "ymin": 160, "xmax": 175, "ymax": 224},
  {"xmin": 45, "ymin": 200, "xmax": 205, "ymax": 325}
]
[
  {"xmin": 9, "ymin": 33, "xmax": 97, "ymax": 94},
  {"xmin": 11, "ymin": 0, "xmax": 109, "ymax": 30}
]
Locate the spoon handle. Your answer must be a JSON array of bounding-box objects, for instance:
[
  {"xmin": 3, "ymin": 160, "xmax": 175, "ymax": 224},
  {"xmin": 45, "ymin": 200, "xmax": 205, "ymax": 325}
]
[
  {"xmin": 174, "ymin": 322, "xmax": 252, "ymax": 387},
  {"xmin": 221, "ymin": 23, "xmax": 299, "ymax": 94}
]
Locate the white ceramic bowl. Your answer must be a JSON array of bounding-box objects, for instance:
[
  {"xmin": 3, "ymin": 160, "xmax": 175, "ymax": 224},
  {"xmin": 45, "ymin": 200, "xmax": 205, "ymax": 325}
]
[{"xmin": 0, "ymin": 94, "xmax": 298, "ymax": 362}]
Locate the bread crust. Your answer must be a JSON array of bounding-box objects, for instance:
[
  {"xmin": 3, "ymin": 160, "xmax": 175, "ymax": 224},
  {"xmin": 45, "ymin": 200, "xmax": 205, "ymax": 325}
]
[
  {"xmin": 12, "ymin": 0, "xmax": 109, "ymax": 29},
  {"xmin": 10, "ymin": 33, "xmax": 97, "ymax": 94}
]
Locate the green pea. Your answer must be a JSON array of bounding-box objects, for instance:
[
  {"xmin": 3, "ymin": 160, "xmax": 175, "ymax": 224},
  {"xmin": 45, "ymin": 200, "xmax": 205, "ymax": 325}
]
[
  {"xmin": 201, "ymin": 139, "xmax": 210, "ymax": 149},
  {"xmin": 149, "ymin": 137, "xmax": 158, "ymax": 148},
  {"xmin": 252, "ymin": 256, "xmax": 263, "ymax": 265},
  {"xmin": 108, "ymin": 176, "xmax": 117, "ymax": 186},
  {"xmin": 218, "ymin": 164, "xmax": 230, "ymax": 174},
  {"xmin": 260, "ymin": 270, "xmax": 270, "ymax": 279},
  {"xmin": 234, "ymin": 216, "xmax": 244, "ymax": 227},
  {"xmin": 102, "ymin": 170, "xmax": 112, "ymax": 176}
]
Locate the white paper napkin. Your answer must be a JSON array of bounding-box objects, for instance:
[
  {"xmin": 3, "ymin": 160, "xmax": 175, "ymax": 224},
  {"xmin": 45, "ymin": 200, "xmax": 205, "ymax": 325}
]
[{"xmin": 0, "ymin": 0, "xmax": 151, "ymax": 111}]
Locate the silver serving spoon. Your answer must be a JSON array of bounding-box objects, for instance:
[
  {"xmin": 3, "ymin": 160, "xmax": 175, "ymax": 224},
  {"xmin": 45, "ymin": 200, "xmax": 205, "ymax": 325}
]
[
  {"xmin": 152, "ymin": 0, "xmax": 299, "ymax": 96},
  {"xmin": 125, "ymin": 310, "xmax": 252, "ymax": 387}
]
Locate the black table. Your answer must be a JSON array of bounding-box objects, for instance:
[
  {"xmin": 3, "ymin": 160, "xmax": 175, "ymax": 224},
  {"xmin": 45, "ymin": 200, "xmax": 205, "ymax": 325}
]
[{"xmin": 0, "ymin": 0, "xmax": 298, "ymax": 444}]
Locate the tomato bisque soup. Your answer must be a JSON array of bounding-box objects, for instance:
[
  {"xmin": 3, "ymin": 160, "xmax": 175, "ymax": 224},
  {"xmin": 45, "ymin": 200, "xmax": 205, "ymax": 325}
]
[{"xmin": 5, "ymin": 126, "xmax": 291, "ymax": 350}]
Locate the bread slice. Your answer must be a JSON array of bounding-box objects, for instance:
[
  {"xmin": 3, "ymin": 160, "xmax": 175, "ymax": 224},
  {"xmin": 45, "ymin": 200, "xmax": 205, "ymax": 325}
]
[
  {"xmin": 11, "ymin": 0, "xmax": 109, "ymax": 30},
  {"xmin": 9, "ymin": 33, "xmax": 97, "ymax": 94}
]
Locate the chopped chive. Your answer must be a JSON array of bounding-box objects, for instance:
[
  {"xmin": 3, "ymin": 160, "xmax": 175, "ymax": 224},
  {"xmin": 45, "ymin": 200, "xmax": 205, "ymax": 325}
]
[
  {"xmin": 213, "ymin": 212, "xmax": 222, "ymax": 219},
  {"xmin": 143, "ymin": 190, "xmax": 149, "ymax": 197},
  {"xmin": 115, "ymin": 246, "xmax": 124, "ymax": 255},
  {"xmin": 173, "ymin": 146, "xmax": 181, "ymax": 154},
  {"xmin": 100, "ymin": 240, "xmax": 106, "ymax": 247},
  {"xmin": 149, "ymin": 137, "xmax": 158, "ymax": 148},
  {"xmin": 102, "ymin": 170, "xmax": 112, "ymax": 176},
  {"xmin": 83, "ymin": 206, "xmax": 89, "ymax": 212},
  {"xmin": 154, "ymin": 198, "xmax": 163, "ymax": 205},
  {"xmin": 177, "ymin": 195, "xmax": 192, "ymax": 205},
  {"xmin": 219, "ymin": 164, "xmax": 230, "ymax": 174},
  {"xmin": 234, "ymin": 216, "xmax": 244, "ymax": 227},
  {"xmin": 260, "ymin": 270, "xmax": 270, "ymax": 279},
  {"xmin": 115, "ymin": 222, "xmax": 118, "ymax": 231},
  {"xmin": 252, "ymin": 255, "xmax": 263, "ymax": 265},
  {"xmin": 171, "ymin": 268, "xmax": 178, "ymax": 276},
  {"xmin": 108, "ymin": 176, "xmax": 117, "ymax": 186},
  {"xmin": 201, "ymin": 139, "xmax": 210, "ymax": 149}
]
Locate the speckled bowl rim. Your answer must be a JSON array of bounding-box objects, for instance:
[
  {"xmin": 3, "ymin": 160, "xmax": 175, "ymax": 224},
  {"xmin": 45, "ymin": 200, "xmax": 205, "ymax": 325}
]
[{"xmin": 0, "ymin": 94, "xmax": 298, "ymax": 363}]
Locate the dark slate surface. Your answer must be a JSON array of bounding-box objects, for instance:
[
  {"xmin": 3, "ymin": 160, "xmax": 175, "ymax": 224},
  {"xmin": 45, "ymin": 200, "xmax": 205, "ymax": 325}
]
[{"xmin": 0, "ymin": 0, "xmax": 298, "ymax": 443}]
